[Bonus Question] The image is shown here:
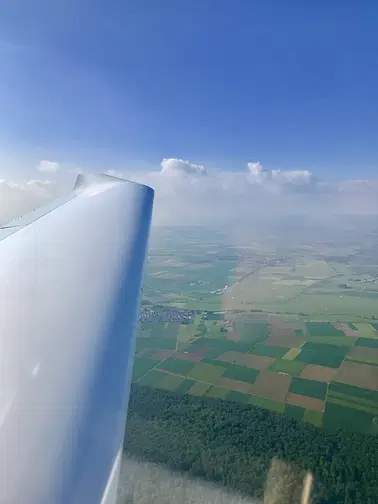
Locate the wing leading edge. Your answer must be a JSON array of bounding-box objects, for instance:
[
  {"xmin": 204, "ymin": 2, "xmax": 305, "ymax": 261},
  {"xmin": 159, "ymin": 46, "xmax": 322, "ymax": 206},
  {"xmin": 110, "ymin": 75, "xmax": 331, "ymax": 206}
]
[{"xmin": 0, "ymin": 174, "xmax": 154, "ymax": 504}]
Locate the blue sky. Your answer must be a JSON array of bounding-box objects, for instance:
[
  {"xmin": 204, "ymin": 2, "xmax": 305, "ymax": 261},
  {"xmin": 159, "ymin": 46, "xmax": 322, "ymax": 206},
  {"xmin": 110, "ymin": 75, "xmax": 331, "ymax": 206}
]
[{"xmin": 1, "ymin": 0, "xmax": 378, "ymax": 178}]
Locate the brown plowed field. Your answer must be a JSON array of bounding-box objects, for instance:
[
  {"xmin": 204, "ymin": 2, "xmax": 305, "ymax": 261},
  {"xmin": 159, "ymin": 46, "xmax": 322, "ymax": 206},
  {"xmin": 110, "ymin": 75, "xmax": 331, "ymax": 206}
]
[
  {"xmin": 333, "ymin": 323, "xmax": 358, "ymax": 337},
  {"xmin": 265, "ymin": 334, "xmax": 305, "ymax": 348},
  {"xmin": 217, "ymin": 378, "xmax": 252, "ymax": 393},
  {"xmin": 236, "ymin": 354, "xmax": 275, "ymax": 369},
  {"xmin": 348, "ymin": 347, "xmax": 378, "ymax": 362},
  {"xmin": 286, "ymin": 392, "xmax": 325, "ymax": 412},
  {"xmin": 250, "ymin": 371, "xmax": 291, "ymax": 401},
  {"xmin": 170, "ymin": 351, "xmax": 203, "ymax": 362},
  {"xmin": 335, "ymin": 361, "xmax": 378, "ymax": 391},
  {"xmin": 153, "ymin": 350, "xmax": 174, "ymax": 360},
  {"xmin": 299, "ymin": 364, "xmax": 338, "ymax": 383},
  {"xmin": 225, "ymin": 332, "xmax": 241, "ymax": 341},
  {"xmin": 216, "ymin": 351, "xmax": 242, "ymax": 363}
]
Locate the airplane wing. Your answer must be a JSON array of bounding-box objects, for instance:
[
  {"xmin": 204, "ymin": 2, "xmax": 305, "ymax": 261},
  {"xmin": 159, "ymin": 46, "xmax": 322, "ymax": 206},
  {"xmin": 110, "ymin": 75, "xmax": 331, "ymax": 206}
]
[{"xmin": 0, "ymin": 174, "xmax": 154, "ymax": 504}]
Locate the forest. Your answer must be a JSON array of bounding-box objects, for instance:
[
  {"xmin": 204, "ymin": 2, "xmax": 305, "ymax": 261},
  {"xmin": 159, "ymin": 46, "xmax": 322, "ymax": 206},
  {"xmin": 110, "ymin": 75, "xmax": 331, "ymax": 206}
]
[{"xmin": 124, "ymin": 385, "xmax": 378, "ymax": 504}]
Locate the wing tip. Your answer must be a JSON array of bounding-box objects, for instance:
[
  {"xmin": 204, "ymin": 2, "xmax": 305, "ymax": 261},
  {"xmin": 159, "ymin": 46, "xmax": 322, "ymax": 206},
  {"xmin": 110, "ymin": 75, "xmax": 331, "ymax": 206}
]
[{"xmin": 73, "ymin": 173, "xmax": 154, "ymax": 198}]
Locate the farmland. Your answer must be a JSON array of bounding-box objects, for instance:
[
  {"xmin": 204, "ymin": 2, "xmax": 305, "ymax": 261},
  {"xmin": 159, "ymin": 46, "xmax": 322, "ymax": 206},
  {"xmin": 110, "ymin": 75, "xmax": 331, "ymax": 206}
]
[
  {"xmin": 134, "ymin": 225, "xmax": 378, "ymax": 436},
  {"xmin": 133, "ymin": 309, "xmax": 378, "ymax": 436},
  {"xmin": 143, "ymin": 226, "xmax": 378, "ymax": 319}
]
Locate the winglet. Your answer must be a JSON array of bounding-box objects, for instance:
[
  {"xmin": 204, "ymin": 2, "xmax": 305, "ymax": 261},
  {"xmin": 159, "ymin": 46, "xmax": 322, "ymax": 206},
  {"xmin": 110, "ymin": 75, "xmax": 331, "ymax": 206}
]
[
  {"xmin": 73, "ymin": 173, "xmax": 125, "ymax": 192},
  {"xmin": 73, "ymin": 173, "xmax": 154, "ymax": 199}
]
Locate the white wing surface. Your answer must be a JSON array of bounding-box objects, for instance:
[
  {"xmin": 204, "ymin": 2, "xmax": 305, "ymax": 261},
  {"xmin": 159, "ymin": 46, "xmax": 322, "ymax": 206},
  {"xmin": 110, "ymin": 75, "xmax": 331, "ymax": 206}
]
[{"xmin": 0, "ymin": 174, "xmax": 154, "ymax": 504}]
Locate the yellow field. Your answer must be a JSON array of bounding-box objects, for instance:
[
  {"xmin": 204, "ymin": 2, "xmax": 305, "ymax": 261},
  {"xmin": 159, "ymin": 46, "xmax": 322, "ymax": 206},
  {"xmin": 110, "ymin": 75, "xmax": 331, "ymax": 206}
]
[
  {"xmin": 282, "ymin": 348, "xmax": 301, "ymax": 360},
  {"xmin": 355, "ymin": 324, "xmax": 378, "ymax": 339}
]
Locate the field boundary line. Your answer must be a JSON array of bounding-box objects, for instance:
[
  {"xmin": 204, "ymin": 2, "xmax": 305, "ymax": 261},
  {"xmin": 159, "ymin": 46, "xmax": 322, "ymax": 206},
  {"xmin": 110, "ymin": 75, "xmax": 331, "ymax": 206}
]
[{"xmin": 134, "ymin": 353, "xmax": 174, "ymax": 384}]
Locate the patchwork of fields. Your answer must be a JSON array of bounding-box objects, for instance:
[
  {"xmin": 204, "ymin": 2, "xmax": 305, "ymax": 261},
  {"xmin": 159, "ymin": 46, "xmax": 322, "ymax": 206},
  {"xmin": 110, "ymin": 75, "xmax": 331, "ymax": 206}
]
[{"xmin": 132, "ymin": 315, "xmax": 378, "ymax": 435}]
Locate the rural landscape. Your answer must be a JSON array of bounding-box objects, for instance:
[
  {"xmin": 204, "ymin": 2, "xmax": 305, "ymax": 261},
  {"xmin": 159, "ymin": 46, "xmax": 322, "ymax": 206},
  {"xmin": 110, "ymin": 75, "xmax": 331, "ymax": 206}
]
[
  {"xmin": 125, "ymin": 222, "xmax": 378, "ymax": 503},
  {"xmin": 134, "ymin": 223, "xmax": 378, "ymax": 436},
  {"xmin": 134, "ymin": 315, "xmax": 378, "ymax": 434}
]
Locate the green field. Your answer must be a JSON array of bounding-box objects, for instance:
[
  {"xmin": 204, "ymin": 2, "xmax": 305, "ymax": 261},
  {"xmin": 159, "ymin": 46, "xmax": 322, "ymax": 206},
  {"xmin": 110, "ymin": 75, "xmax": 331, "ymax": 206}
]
[
  {"xmin": 227, "ymin": 390, "xmax": 250, "ymax": 403},
  {"xmin": 328, "ymin": 382, "xmax": 378, "ymax": 407},
  {"xmin": 199, "ymin": 357, "xmax": 232, "ymax": 368},
  {"xmin": 346, "ymin": 352, "xmax": 378, "ymax": 365},
  {"xmin": 296, "ymin": 343, "xmax": 347, "ymax": 368},
  {"xmin": 138, "ymin": 370, "xmax": 166, "ymax": 387},
  {"xmin": 249, "ymin": 344, "xmax": 288, "ymax": 358},
  {"xmin": 157, "ymin": 358, "xmax": 195, "ymax": 375},
  {"xmin": 282, "ymin": 291, "xmax": 378, "ymax": 319},
  {"xmin": 306, "ymin": 352, "xmax": 345, "ymax": 368},
  {"xmin": 269, "ymin": 359, "xmax": 306, "ymax": 376},
  {"xmin": 323, "ymin": 382, "xmax": 378, "ymax": 435},
  {"xmin": 188, "ymin": 382, "xmax": 210, "ymax": 396},
  {"xmin": 136, "ymin": 337, "xmax": 176, "ymax": 352},
  {"xmin": 158, "ymin": 374, "xmax": 185, "ymax": 391},
  {"xmin": 233, "ymin": 322, "xmax": 269, "ymax": 343},
  {"xmin": 177, "ymin": 324, "xmax": 197, "ymax": 349},
  {"xmin": 285, "ymin": 404, "xmax": 305, "ymax": 421},
  {"xmin": 206, "ymin": 386, "xmax": 230, "ymax": 398},
  {"xmin": 323, "ymin": 402, "xmax": 378, "ymax": 436},
  {"xmin": 188, "ymin": 362, "xmax": 226, "ymax": 382},
  {"xmin": 163, "ymin": 322, "xmax": 181, "ymax": 339},
  {"xmin": 356, "ymin": 338, "xmax": 378, "ymax": 348},
  {"xmin": 306, "ymin": 322, "xmax": 345, "ymax": 337},
  {"xmin": 223, "ymin": 364, "xmax": 259, "ymax": 383},
  {"xmin": 304, "ymin": 342, "xmax": 349, "ymax": 353},
  {"xmin": 141, "ymin": 322, "xmax": 166, "ymax": 338},
  {"xmin": 204, "ymin": 321, "xmax": 225, "ymax": 339},
  {"xmin": 132, "ymin": 357, "xmax": 161, "ymax": 381},
  {"xmin": 303, "ymin": 409, "xmax": 323, "ymax": 427},
  {"xmin": 289, "ymin": 377, "xmax": 327, "ymax": 400},
  {"xmin": 248, "ymin": 395, "xmax": 285, "ymax": 413},
  {"xmin": 174, "ymin": 378, "xmax": 197, "ymax": 394},
  {"xmin": 187, "ymin": 338, "xmax": 252, "ymax": 358},
  {"xmin": 307, "ymin": 335, "xmax": 357, "ymax": 346}
]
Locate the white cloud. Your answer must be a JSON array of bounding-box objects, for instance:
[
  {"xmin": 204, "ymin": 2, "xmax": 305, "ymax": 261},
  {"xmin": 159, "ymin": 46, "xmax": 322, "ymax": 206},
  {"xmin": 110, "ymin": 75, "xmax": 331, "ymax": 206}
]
[
  {"xmin": 160, "ymin": 158, "xmax": 207, "ymax": 177},
  {"xmin": 1, "ymin": 158, "xmax": 378, "ymax": 228},
  {"xmin": 37, "ymin": 160, "xmax": 60, "ymax": 173},
  {"xmin": 247, "ymin": 161, "xmax": 265, "ymax": 176},
  {"xmin": 126, "ymin": 159, "xmax": 378, "ymax": 225},
  {"xmin": 247, "ymin": 161, "xmax": 315, "ymax": 191},
  {"xmin": 0, "ymin": 179, "xmax": 58, "ymax": 225}
]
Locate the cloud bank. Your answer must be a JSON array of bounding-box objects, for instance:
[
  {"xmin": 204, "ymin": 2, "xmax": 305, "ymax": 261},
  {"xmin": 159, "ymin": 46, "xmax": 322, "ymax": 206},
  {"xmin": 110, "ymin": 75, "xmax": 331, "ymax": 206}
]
[
  {"xmin": 0, "ymin": 179, "xmax": 58, "ymax": 225},
  {"xmin": 126, "ymin": 159, "xmax": 378, "ymax": 225},
  {"xmin": 0, "ymin": 158, "xmax": 377, "ymax": 226}
]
